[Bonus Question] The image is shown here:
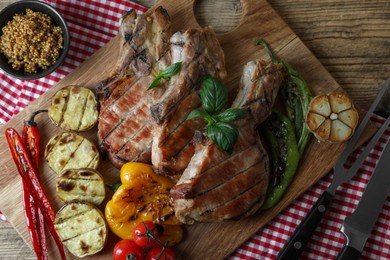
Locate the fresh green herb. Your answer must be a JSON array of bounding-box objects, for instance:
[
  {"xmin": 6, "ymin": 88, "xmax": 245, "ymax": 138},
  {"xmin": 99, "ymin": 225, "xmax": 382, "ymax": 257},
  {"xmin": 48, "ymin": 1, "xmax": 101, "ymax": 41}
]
[
  {"xmin": 187, "ymin": 75, "xmax": 246, "ymax": 153},
  {"xmin": 148, "ymin": 62, "xmax": 182, "ymax": 90},
  {"xmin": 257, "ymin": 38, "xmax": 312, "ymax": 154},
  {"xmin": 200, "ymin": 76, "xmax": 228, "ymax": 115}
]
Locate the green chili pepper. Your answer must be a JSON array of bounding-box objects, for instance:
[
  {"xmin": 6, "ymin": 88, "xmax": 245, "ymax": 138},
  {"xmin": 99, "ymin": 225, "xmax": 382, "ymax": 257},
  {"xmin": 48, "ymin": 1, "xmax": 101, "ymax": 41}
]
[
  {"xmin": 260, "ymin": 110, "xmax": 300, "ymax": 210},
  {"xmin": 257, "ymin": 38, "xmax": 312, "ymax": 155},
  {"xmin": 280, "ymin": 61, "xmax": 312, "ymax": 154}
]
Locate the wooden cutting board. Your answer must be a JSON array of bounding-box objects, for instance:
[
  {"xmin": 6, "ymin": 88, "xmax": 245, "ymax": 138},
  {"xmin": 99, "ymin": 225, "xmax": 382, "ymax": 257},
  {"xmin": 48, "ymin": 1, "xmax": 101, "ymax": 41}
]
[{"xmin": 0, "ymin": 0, "xmax": 376, "ymax": 259}]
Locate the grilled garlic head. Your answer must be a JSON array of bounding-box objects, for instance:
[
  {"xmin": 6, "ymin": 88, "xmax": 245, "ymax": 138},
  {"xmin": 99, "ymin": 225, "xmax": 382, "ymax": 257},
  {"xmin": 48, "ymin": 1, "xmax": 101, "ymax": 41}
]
[{"xmin": 306, "ymin": 92, "xmax": 358, "ymax": 142}]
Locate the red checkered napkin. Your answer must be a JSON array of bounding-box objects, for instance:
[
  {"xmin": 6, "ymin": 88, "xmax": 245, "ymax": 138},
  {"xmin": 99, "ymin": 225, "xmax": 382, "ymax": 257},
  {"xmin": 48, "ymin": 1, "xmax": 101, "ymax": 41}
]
[{"xmin": 0, "ymin": 1, "xmax": 389, "ymax": 259}]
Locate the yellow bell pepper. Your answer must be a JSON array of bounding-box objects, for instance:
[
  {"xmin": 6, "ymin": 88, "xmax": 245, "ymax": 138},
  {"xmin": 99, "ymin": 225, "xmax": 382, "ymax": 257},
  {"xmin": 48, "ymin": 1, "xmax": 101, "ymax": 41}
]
[{"xmin": 105, "ymin": 162, "xmax": 181, "ymax": 239}]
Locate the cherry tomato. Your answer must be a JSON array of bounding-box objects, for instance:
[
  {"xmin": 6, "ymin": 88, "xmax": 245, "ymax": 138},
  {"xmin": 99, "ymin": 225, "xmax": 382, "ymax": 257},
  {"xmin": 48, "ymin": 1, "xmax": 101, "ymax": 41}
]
[
  {"xmin": 132, "ymin": 221, "xmax": 159, "ymax": 248},
  {"xmin": 146, "ymin": 246, "xmax": 176, "ymax": 260},
  {"xmin": 113, "ymin": 239, "xmax": 144, "ymax": 260}
]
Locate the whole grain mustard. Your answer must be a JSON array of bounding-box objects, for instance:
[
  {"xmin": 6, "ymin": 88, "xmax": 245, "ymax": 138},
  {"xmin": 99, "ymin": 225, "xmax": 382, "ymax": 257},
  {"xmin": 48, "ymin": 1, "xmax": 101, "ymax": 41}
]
[{"xmin": 0, "ymin": 9, "xmax": 63, "ymax": 73}]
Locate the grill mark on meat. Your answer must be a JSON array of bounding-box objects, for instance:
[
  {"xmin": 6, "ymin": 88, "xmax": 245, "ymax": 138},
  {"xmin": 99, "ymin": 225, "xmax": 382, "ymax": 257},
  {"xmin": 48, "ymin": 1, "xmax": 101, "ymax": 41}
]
[
  {"xmin": 198, "ymin": 176, "xmax": 265, "ymax": 215},
  {"xmin": 152, "ymin": 93, "xmax": 204, "ymax": 176},
  {"xmin": 113, "ymin": 122, "xmax": 155, "ymax": 162},
  {"xmin": 151, "ymin": 64, "xmax": 204, "ymax": 124},
  {"xmin": 150, "ymin": 74, "xmax": 196, "ymax": 124},
  {"xmin": 158, "ymin": 100, "xmax": 202, "ymax": 149},
  {"xmin": 172, "ymin": 59, "xmax": 284, "ymax": 223},
  {"xmin": 232, "ymin": 60, "xmax": 285, "ymax": 124},
  {"xmin": 114, "ymin": 122, "xmax": 148, "ymax": 155},
  {"xmin": 98, "ymin": 76, "xmax": 140, "ymax": 113},
  {"xmin": 151, "ymin": 27, "xmax": 226, "ymax": 177},
  {"xmin": 230, "ymin": 194, "xmax": 265, "ymax": 221},
  {"xmin": 103, "ymin": 100, "xmax": 150, "ymax": 151},
  {"xmin": 199, "ymin": 181, "xmax": 266, "ymax": 221},
  {"xmin": 194, "ymin": 156, "xmax": 265, "ymax": 199},
  {"xmin": 132, "ymin": 139, "xmax": 153, "ymax": 162},
  {"xmin": 99, "ymin": 77, "xmax": 155, "ymax": 150},
  {"xmin": 151, "ymin": 28, "xmax": 225, "ymax": 124},
  {"xmin": 170, "ymin": 141, "xmax": 264, "ymax": 199},
  {"xmin": 97, "ymin": 7, "xmax": 172, "ymax": 168},
  {"xmin": 174, "ymin": 162, "xmax": 267, "ymax": 223}
]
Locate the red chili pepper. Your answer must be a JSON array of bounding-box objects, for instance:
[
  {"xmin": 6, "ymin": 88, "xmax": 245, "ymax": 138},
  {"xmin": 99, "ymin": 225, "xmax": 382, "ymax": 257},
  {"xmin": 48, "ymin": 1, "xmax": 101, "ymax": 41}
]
[
  {"xmin": 22, "ymin": 110, "xmax": 47, "ymax": 169},
  {"xmin": 22, "ymin": 110, "xmax": 48, "ymax": 260},
  {"xmin": 22, "ymin": 181, "xmax": 47, "ymax": 260},
  {"xmin": 6, "ymin": 128, "xmax": 66, "ymax": 260}
]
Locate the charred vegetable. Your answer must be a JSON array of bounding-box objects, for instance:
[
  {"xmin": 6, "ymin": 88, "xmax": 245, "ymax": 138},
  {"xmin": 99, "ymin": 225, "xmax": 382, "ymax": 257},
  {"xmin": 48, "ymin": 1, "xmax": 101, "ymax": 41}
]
[
  {"xmin": 54, "ymin": 201, "xmax": 108, "ymax": 258},
  {"xmin": 22, "ymin": 110, "xmax": 48, "ymax": 260},
  {"xmin": 56, "ymin": 168, "xmax": 106, "ymax": 206},
  {"xmin": 260, "ymin": 110, "xmax": 300, "ymax": 209},
  {"xmin": 6, "ymin": 128, "xmax": 66, "ymax": 260},
  {"xmin": 257, "ymin": 39, "xmax": 312, "ymax": 154},
  {"xmin": 44, "ymin": 132, "xmax": 100, "ymax": 174},
  {"xmin": 105, "ymin": 162, "xmax": 181, "ymax": 240},
  {"xmin": 306, "ymin": 92, "xmax": 358, "ymax": 142},
  {"xmin": 48, "ymin": 86, "xmax": 98, "ymax": 132}
]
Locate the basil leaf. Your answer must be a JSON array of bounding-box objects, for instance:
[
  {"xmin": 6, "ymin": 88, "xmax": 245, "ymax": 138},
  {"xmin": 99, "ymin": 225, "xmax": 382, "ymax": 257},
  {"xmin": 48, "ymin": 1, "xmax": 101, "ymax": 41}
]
[
  {"xmin": 214, "ymin": 108, "xmax": 247, "ymax": 123},
  {"xmin": 187, "ymin": 109, "xmax": 206, "ymax": 121},
  {"xmin": 200, "ymin": 76, "xmax": 227, "ymax": 115},
  {"xmin": 148, "ymin": 62, "xmax": 182, "ymax": 90},
  {"xmin": 149, "ymin": 75, "xmax": 163, "ymax": 90},
  {"xmin": 161, "ymin": 61, "xmax": 182, "ymax": 77},
  {"xmin": 206, "ymin": 122, "xmax": 238, "ymax": 153}
]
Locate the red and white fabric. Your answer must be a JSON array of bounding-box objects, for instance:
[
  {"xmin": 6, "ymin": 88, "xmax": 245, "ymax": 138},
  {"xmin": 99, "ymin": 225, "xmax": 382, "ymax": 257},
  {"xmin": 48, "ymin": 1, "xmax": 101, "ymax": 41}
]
[{"xmin": 0, "ymin": 1, "xmax": 388, "ymax": 259}]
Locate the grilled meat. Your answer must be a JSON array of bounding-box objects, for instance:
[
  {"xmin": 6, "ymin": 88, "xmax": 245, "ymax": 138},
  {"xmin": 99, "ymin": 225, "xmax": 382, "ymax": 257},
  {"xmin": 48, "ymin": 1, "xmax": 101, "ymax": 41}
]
[
  {"xmin": 151, "ymin": 27, "xmax": 227, "ymax": 179},
  {"xmin": 170, "ymin": 60, "xmax": 285, "ymax": 223},
  {"xmin": 96, "ymin": 7, "xmax": 172, "ymax": 168}
]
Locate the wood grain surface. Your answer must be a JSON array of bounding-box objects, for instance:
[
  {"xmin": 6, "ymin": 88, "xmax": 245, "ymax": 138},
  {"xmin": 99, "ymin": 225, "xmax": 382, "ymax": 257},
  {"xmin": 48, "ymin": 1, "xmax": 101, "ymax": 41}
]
[{"xmin": 0, "ymin": 0, "xmax": 389, "ymax": 259}]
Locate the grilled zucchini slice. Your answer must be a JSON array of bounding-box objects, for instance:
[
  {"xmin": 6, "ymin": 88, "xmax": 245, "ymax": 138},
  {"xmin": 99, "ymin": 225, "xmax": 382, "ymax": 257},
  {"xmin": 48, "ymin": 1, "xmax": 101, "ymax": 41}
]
[
  {"xmin": 48, "ymin": 85, "xmax": 98, "ymax": 132},
  {"xmin": 57, "ymin": 168, "xmax": 106, "ymax": 206},
  {"xmin": 54, "ymin": 201, "xmax": 107, "ymax": 258},
  {"xmin": 45, "ymin": 132, "xmax": 100, "ymax": 174}
]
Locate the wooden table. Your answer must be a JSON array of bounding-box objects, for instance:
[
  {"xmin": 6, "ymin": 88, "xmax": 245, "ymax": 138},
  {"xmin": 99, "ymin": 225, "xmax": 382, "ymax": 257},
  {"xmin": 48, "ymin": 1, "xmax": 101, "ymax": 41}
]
[{"xmin": 0, "ymin": 0, "xmax": 389, "ymax": 258}]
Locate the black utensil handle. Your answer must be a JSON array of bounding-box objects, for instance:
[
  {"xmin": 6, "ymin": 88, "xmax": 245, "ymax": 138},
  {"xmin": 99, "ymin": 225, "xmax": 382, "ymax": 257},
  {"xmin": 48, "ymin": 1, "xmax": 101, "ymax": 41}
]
[
  {"xmin": 335, "ymin": 245, "xmax": 361, "ymax": 260},
  {"xmin": 276, "ymin": 190, "xmax": 334, "ymax": 260}
]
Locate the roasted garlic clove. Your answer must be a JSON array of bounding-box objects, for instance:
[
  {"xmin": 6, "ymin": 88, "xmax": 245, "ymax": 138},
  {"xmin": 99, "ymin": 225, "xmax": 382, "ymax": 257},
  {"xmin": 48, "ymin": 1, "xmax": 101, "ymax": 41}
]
[{"xmin": 306, "ymin": 92, "xmax": 358, "ymax": 142}]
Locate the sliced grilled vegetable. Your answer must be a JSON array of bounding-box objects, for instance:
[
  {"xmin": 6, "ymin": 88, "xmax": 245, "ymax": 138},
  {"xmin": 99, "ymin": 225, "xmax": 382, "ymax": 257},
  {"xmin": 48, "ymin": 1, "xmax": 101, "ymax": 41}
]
[
  {"xmin": 259, "ymin": 110, "xmax": 300, "ymax": 210},
  {"xmin": 56, "ymin": 168, "xmax": 105, "ymax": 206},
  {"xmin": 44, "ymin": 132, "xmax": 100, "ymax": 174},
  {"xmin": 105, "ymin": 162, "xmax": 181, "ymax": 240},
  {"xmin": 54, "ymin": 201, "xmax": 107, "ymax": 258},
  {"xmin": 306, "ymin": 92, "xmax": 358, "ymax": 142},
  {"xmin": 48, "ymin": 86, "xmax": 98, "ymax": 132}
]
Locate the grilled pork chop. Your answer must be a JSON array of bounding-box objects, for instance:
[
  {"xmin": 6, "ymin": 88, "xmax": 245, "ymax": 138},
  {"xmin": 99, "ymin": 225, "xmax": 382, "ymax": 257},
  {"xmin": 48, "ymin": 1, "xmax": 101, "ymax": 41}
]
[
  {"xmin": 96, "ymin": 7, "xmax": 172, "ymax": 168},
  {"xmin": 151, "ymin": 27, "xmax": 227, "ymax": 179},
  {"xmin": 170, "ymin": 60, "xmax": 285, "ymax": 223}
]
